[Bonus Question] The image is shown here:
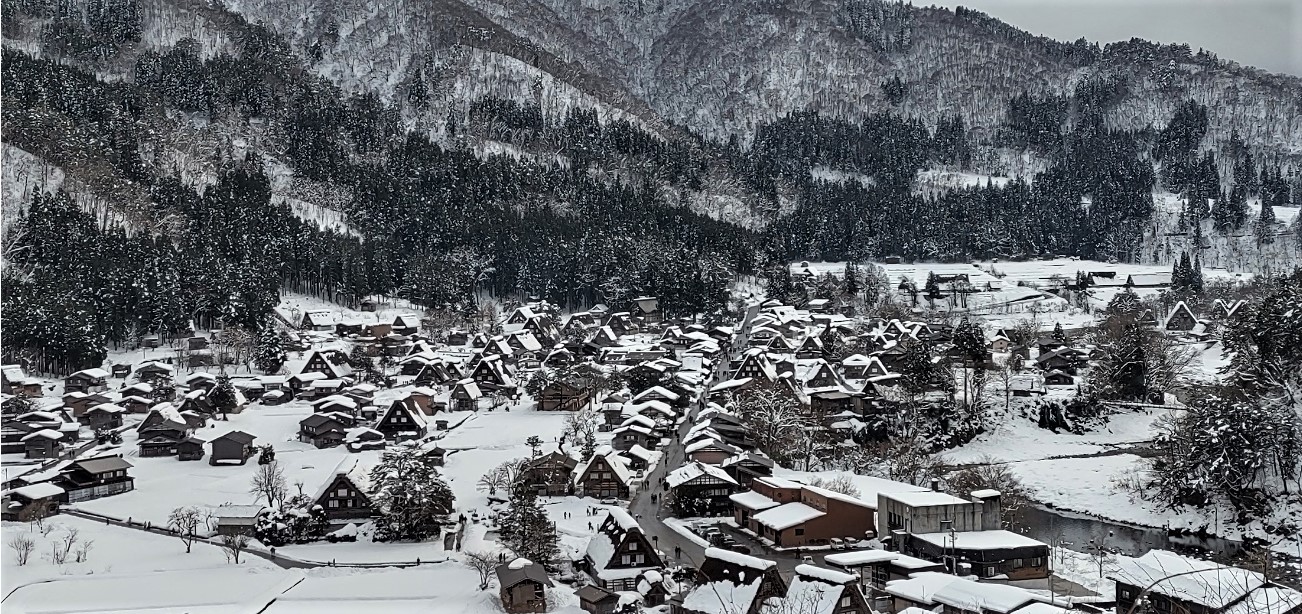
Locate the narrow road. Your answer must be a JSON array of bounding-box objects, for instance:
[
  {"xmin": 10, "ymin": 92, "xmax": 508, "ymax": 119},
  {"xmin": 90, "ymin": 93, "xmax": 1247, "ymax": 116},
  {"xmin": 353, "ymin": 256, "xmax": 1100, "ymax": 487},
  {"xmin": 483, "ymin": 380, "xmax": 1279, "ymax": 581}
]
[{"xmin": 62, "ymin": 508, "xmax": 443, "ymax": 570}]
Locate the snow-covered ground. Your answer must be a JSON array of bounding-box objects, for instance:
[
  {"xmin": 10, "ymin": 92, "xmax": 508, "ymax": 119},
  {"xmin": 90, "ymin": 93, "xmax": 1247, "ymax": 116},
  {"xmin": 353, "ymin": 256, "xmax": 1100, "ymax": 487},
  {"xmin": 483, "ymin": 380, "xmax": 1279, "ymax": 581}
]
[{"xmin": 1, "ymin": 515, "xmax": 278, "ymax": 595}]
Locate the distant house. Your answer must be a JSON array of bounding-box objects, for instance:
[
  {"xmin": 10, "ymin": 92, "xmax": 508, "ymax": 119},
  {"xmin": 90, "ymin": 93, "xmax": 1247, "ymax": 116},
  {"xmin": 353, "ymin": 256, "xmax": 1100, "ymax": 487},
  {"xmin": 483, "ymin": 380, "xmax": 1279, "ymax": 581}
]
[
  {"xmin": 1126, "ymin": 272, "xmax": 1172, "ymax": 288},
  {"xmin": 1214, "ymin": 299, "xmax": 1247, "ymax": 321},
  {"xmin": 1164, "ymin": 301, "xmax": 1199, "ymax": 332},
  {"xmin": 450, "ymin": 379, "xmax": 483, "ymax": 412},
  {"xmin": 522, "ymin": 451, "xmax": 579, "ymax": 496},
  {"xmin": 577, "ymin": 585, "xmax": 622, "ymax": 614},
  {"xmin": 300, "ymin": 310, "xmax": 339, "ymax": 331},
  {"xmin": 672, "ymin": 548, "xmax": 786, "ymax": 614},
  {"xmin": 1043, "ymin": 370, "xmax": 1074, "ymax": 387},
  {"xmin": 1, "ymin": 365, "xmax": 43, "ymax": 397},
  {"xmin": 214, "ymin": 504, "xmax": 265, "ymax": 536},
  {"xmin": 581, "ymin": 508, "xmax": 664, "ymax": 591},
  {"xmin": 56, "ymin": 456, "xmax": 135, "ymax": 502},
  {"xmin": 1111, "ymin": 550, "xmax": 1302, "ymax": 614},
  {"xmin": 299, "ymin": 413, "xmax": 356, "ymax": 448},
  {"xmin": 209, "ymin": 431, "xmax": 256, "ymax": 465},
  {"xmin": 574, "ymin": 449, "xmax": 634, "ymax": 499},
  {"xmin": 22, "ymin": 430, "xmax": 63, "ymax": 459},
  {"xmin": 631, "ymin": 296, "xmax": 662, "ymax": 325},
  {"xmin": 497, "ymin": 559, "xmax": 552, "ymax": 614},
  {"xmin": 1, "ymin": 483, "xmax": 65, "ymax": 521},
  {"xmin": 312, "ymin": 458, "xmax": 375, "ymax": 522},
  {"xmin": 775, "ymin": 565, "xmax": 873, "ymax": 614},
  {"xmin": 82, "ymin": 403, "xmax": 125, "ymax": 430},
  {"xmin": 344, "ymin": 427, "xmax": 386, "ymax": 453},
  {"xmin": 375, "ymin": 398, "xmax": 428, "ymax": 441},
  {"xmin": 392, "ymin": 314, "xmax": 421, "ymax": 336},
  {"xmin": 176, "ymin": 437, "xmax": 206, "ymax": 461},
  {"xmin": 64, "ymin": 368, "xmax": 110, "ymax": 394},
  {"xmin": 666, "ymin": 461, "xmax": 739, "ymax": 516},
  {"xmin": 903, "ymin": 529, "xmax": 1050, "ymax": 580},
  {"xmin": 611, "ymin": 423, "xmax": 659, "ymax": 452},
  {"xmin": 538, "ymin": 380, "xmax": 592, "ymax": 412}
]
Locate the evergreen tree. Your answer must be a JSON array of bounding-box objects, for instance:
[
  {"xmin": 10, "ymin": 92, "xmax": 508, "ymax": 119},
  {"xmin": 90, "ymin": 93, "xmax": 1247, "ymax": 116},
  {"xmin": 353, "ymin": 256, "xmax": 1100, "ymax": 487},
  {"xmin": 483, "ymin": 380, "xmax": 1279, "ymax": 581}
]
[
  {"xmin": 952, "ymin": 316, "xmax": 988, "ymax": 364},
  {"xmin": 208, "ymin": 374, "xmax": 238, "ymax": 420},
  {"xmin": 370, "ymin": 447, "xmax": 455, "ymax": 541},
  {"xmin": 253, "ymin": 325, "xmax": 286, "ymax": 374},
  {"xmin": 924, "ymin": 272, "xmax": 940, "ymax": 298},
  {"xmin": 498, "ymin": 483, "xmax": 559, "ymax": 565},
  {"xmin": 1052, "ymin": 322, "xmax": 1066, "ymax": 343},
  {"xmin": 843, "ymin": 262, "xmax": 862, "ymax": 297}
]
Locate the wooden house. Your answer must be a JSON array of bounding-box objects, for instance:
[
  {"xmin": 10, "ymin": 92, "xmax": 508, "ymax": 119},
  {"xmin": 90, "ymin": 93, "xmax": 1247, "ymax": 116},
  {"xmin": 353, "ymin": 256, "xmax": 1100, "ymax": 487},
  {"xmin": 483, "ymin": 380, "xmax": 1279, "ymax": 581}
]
[
  {"xmin": 344, "ymin": 427, "xmax": 386, "ymax": 453},
  {"xmin": 497, "ymin": 559, "xmax": 552, "ymax": 613},
  {"xmin": 776, "ymin": 565, "xmax": 873, "ymax": 614},
  {"xmin": 311, "ymin": 458, "xmax": 376, "ymax": 522},
  {"xmin": 1164, "ymin": 301, "xmax": 1199, "ymax": 332},
  {"xmin": 538, "ymin": 380, "xmax": 592, "ymax": 412},
  {"xmin": 577, "ymin": 585, "xmax": 621, "ymax": 614},
  {"xmin": 582, "ymin": 508, "xmax": 664, "ymax": 591},
  {"xmin": 672, "ymin": 548, "xmax": 786, "ymax": 614},
  {"xmin": 1, "ymin": 365, "xmax": 43, "ymax": 398},
  {"xmin": 666, "ymin": 461, "xmax": 739, "ymax": 516},
  {"xmin": 299, "ymin": 412, "xmax": 355, "ymax": 448},
  {"xmin": 177, "ymin": 437, "xmax": 206, "ymax": 461},
  {"xmin": 55, "ymin": 456, "xmax": 135, "ymax": 502},
  {"xmin": 64, "ymin": 368, "xmax": 110, "ymax": 394},
  {"xmin": 574, "ymin": 449, "xmax": 633, "ymax": 499},
  {"xmin": 611, "ymin": 423, "xmax": 659, "ymax": 452},
  {"xmin": 82, "ymin": 403, "xmax": 125, "ymax": 430},
  {"xmin": 1, "ymin": 483, "xmax": 65, "ymax": 521},
  {"xmin": 375, "ymin": 398, "xmax": 428, "ymax": 441},
  {"xmin": 22, "ymin": 430, "xmax": 63, "ymax": 459},
  {"xmin": 450, "ymin": 379, "xmax": 483, "ymax": 412},
  {"xmin": 300, "ymin": 310, "xmax": 339, "ymax": 331},
  {"xmin": 209, "ymin": 431, "xmax": 256, "ymax": 465}
]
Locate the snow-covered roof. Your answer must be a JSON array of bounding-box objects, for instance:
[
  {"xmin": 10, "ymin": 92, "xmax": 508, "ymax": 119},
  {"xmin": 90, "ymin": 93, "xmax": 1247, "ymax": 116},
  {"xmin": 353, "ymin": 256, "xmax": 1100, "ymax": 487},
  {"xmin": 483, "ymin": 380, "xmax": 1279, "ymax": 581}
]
[
  {"xmin": 884, "ymin": 571, "xmax": 963, "ymax": 605},
  {"xmin": 1109, "ymin": 550, "xmax": 1265, "ymax": 609},
  {"xmin": 751, "ymin": 502, "xmax": 826, "ymax": 531},
  {"xmin": 21, "ymin": 428, "xmax": 63, "ymax": 441},
  {"xmin": 666, "ymin": 461, "xmax": 737, "ymax": 488},
  {"xmin": 6, "ymin": 482, "xmax": 66, "ymax": 499},
  {"xmin": 1222, "ymin": 585, "xmax": 1302, "ymax": 614},
  {"xmin": 931, "ymin": 576, "xmax": 1043, "ymax": 613},
  {"xmin": 823, "ymin": 550, "xmax": 899, "ymax": 567},
  {"xmin": 794, "ymin": 564, "xmax": 856, "ymax": 585},
  {"xmin": 912, "ymin": 530, "xmax": 1046, "ymax": 551},
  {"xmin": 704, "ymin": 547, "xmax": 776, "ymax": 570},
  {"xmin": 682, "ymin": 579, "xmax": 762, "ymax": 614},
  {"xmin": 770, "ymin": 573, "xmax": 846, "ymax": 614},
  {"xmin": 880, "ymin": 490, "xmax": 973, "ymax": 507},
  {"xmin": 729, "ymin": 490, "xmax": 780, "ymax": 511},
  {"xmin": 312, "ymin": 457, "xmax": 374, "ymax": 503},
  {"xmin": 72, "ymin": 368, "xmax": 110, "ymax": 379}
]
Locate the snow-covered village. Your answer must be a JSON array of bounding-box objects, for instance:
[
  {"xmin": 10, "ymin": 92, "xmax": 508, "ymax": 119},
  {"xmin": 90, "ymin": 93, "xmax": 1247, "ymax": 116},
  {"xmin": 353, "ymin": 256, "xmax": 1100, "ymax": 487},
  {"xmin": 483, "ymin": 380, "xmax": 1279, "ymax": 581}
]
[
  {"xmin": 4, "ymin": 0, "xmax": 1302, "ymax": 612},
  {"xmin": 3, "ymin": 248, "xmax": 1302, "ymax": 613}
]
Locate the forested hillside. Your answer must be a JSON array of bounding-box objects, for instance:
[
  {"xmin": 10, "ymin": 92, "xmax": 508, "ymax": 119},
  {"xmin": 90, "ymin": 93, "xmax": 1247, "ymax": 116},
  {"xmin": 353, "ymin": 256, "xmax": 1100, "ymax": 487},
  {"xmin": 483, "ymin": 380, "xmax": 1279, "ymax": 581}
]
[{"xmin": 2, "ymin": 0, "xmax": 1301, "ymax": 374}]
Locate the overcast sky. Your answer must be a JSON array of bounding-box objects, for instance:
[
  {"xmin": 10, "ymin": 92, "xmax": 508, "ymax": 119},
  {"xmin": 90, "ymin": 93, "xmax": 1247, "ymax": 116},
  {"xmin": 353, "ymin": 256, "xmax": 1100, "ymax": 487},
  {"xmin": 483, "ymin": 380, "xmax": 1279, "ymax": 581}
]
[{"xmin": 924, "ymin": 0, "xmax": 1302, "ymax": 76}]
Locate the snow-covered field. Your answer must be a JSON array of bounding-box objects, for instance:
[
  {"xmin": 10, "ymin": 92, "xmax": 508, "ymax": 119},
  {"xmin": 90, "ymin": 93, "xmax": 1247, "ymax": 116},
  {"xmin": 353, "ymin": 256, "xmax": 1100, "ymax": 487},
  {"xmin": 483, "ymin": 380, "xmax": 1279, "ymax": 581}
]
[{"xmin": 1, "ymin": 515, "xmax": 278, "ymax": 595}]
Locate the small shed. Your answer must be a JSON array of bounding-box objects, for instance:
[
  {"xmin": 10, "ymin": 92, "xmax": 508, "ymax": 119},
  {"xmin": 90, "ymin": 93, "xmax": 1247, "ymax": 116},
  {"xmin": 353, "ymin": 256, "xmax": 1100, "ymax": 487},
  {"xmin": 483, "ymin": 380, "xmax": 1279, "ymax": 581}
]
[
  {"xmin": 210, "ymin": 431, "xmax": 256, "ymax": 465},
  {"xmin": 496, "ymin": 558, "xmax": 552, "ymax": 613},
  {"xmin": 177, "ymin": 437, "xmax": 206, "ymax": 461}
]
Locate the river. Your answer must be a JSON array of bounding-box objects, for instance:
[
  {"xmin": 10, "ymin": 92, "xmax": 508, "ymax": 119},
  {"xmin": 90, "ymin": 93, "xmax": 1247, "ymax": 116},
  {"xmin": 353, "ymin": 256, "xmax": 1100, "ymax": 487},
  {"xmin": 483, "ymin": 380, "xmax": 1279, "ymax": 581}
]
[{"xmin": 1016, "ymin": 504, "xmax": 1302, "ymax": 587}]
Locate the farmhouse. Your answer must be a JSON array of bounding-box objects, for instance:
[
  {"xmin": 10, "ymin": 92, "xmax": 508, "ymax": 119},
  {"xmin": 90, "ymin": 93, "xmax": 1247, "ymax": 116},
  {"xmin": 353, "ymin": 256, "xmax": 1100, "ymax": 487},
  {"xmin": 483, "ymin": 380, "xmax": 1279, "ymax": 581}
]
[
  {"xmin": 312, "ymin": 457, "xmax": 376, "ymax": 522},
  {"xmin": 666, "ymin": 461, "xmax": 739, "ymax": 516},
  {"xmin": 582, "ymin": 508, "xmax": 664, "ymax": 591},
  {"xmin": 672, "ymin": 548, "xmax": 786, "ymax": 614},
  {"xmin": 497, "ymin": 558, "xmax": 552, "ymax": 613}
]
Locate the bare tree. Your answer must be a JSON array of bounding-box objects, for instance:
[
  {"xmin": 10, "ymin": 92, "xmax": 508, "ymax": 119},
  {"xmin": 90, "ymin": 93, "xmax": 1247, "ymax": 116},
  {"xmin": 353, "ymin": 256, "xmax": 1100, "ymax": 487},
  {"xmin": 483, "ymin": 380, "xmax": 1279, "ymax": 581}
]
[
  {"xmin": 249, "ymin": 461, "xmax": 288, "ymax": 508},
  {"xmin": 478, "ymin": 458, "xmax": 528, "ymax": 496},
  {"xmin": 8, "ymin": 534, "xmax": 35, "ymax": 566},
  {"xmin": 74, "ymin": 539, "xmax": 94, "ymax": 563},
  {"xmin": 808, "ymin": 474, "xmax": 860, "ymax": 498},
  {"xmin": 220, "ymin": 533, "xmax": 251, "ymax": 564},
  {"xmin": 168, "ymin": 506, "xmax": 204, "ymax": 553},
  {"xmin": 464, "ymin": 550, "xmax": 499, "ymax": 590},
  {"xmin": 946, "ymin": 457, "xmax": 1031, "ymax": 527},
  {"xmin": 995, "ymin": 360, "xmax": 1015, "ymax": 411}
]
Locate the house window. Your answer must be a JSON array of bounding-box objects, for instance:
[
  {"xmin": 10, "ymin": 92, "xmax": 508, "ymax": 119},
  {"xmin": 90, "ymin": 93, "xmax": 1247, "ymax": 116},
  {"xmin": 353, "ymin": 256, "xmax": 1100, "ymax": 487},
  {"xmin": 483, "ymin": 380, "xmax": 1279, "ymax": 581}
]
[
  {"xmin": 621, "ymin": 554, "xmax": 632, "ymax": 565},
  {"xmin": 1031, "ymin": 557, "xmax": 1044, "ymax": 567},
  {"xmin": 840, "ymin": 596, "xmax": 853, "ymax": 608},
  {"xmin": 635, "ymin": 554, "xmax": 645, "ymax": 564},
  {"xmin": 1013, "ymin": 558, "xmax": 1023, "ymax": 567},
  {"xmin": 795, "ymin": 528, "xmax": 805, "ymax": 536},
  {"xmin": 337, "ymin": 488, "xmax": 349, "ymax": 496},
  {"xmin": 627, "ymin": 542, "xmax": 637, "ymax": 551},
  {"xmin": 328, "ymin": 500, "xmax": 340, "ymax": 508}
]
